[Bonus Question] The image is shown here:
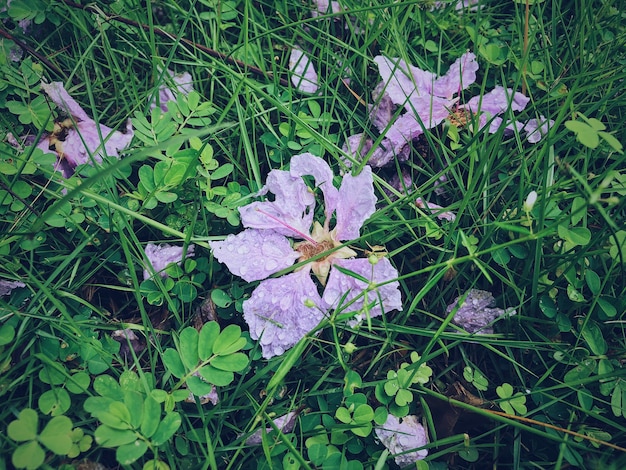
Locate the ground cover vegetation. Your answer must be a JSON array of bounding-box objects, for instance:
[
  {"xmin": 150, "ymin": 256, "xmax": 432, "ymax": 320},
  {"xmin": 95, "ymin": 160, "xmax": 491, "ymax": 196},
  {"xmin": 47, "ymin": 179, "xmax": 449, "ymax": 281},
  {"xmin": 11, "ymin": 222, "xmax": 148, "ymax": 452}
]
[{"xmin": 0, "ymin": 0, "xmax": 625, "ymax": 468}]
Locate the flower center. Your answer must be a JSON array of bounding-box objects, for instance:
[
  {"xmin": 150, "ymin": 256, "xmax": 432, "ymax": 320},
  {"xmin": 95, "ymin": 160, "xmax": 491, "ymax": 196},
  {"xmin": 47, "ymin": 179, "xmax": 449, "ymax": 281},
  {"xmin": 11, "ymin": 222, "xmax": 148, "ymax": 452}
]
[{"xmin": 296, "ymin": 239, "xmax": 335, "ymax": 262}]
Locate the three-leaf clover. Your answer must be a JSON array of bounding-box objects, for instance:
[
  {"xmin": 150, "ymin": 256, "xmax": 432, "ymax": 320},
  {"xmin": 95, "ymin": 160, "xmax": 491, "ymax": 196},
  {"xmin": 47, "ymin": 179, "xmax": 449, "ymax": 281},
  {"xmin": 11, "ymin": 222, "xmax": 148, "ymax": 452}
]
[{"xmin": 496, "ymin": 383, "xmax": 527, "ymax": 415}]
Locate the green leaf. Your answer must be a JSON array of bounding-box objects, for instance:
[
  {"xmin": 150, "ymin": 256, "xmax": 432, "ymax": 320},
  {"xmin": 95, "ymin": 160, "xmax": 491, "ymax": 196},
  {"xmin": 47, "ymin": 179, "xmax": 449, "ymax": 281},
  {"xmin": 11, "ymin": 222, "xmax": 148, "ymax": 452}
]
[
  {"xmin": 8, "ymin": 408, "xmax": 38, "ymax": 442},
  {"xmin": 210, "ymin": 289, "xmax": 232, "ymax": 308},
  {"xmin": 585, "ymin": 270, "xmax": 601, "ymax": 295},
  {"xmin": 39, "ymin": 415, "xmax": 73, "ymax": 455},
  {"xmin": 335, "ymin": 407, "xmax": 351, "ymax": 424},
  {"xmin": 0, "ymin": 323, "xmax": 15, "ymax": 346},
  {"xmin": 124, "ymin": 391, "xmax": 145, "ymax": 429},
  {"xmin": 151, "ymin": 412, "xmax": 182, "ymax": 446},
  {"xmin": 198, "ymin": 321, "xmax": 220, "ymax": 360},
  {"xmin": 198, "ymin": 364, "xmax": 234, "ymax": 387},
  {"xmin": 212, "ymin": 324, "xmax": 245, "ymax": 355},
  {"xmin": 119, "ymin": 370, "xmax": 141, "ymax": 392},
  {"xmin": 162, "ymin": 349, "xmax": 186, "ymax": 377},
  {"xmin": 95, "ymin": 425, "xmax": 138, "ymax": 447},
  {"xmin": 117, "ymin": 440, "xmax": 148, "ymax": 465},
  {"xmin": 108, "ymin": 401, "xmax": 132, "ymax": 426},
  {"xmin": 38, "ymin": 388, "xmax": 71, "ymax": 416},
  {"xmin": 496, "ymin": 383, "xmax": 513, "ymax": 399},
  {"xmin": 12, "ymin": 440, "xmax": 45, "ymax": 470},
  {"xmin": 187, "ymin": 374, "xmax": 215, "ymax": 396},
  {"xmin": 580, "ymin": 320, "xmax": 608, "ymax": 355},
  {"xmin": 93, "ymin": 375, "xmax": 124, "ymax": 400},
  {"xmin": 610, "ymin": 383, "xmax": 623, "ymax": 417},
  {"xmin": 178, "ymin": 327, "xmax": 200, "ymax": 370},
  {"xmin": 66, "ymin": 372, "xmax": 90, "ymax": 394},
  {"xmin": 141, "ymin": 396, "xmax": 161, "ymax": 439},
  {"xmin": 209, "ymin": 352, "xmax": 248, "ymax": 372},
  {"xmin": 597, "ymin": 297, "xmax": 617, "ymax": 318},
  {"xmin": 395, "ymin": 389, "xmax": 413, "ymax": 407}
]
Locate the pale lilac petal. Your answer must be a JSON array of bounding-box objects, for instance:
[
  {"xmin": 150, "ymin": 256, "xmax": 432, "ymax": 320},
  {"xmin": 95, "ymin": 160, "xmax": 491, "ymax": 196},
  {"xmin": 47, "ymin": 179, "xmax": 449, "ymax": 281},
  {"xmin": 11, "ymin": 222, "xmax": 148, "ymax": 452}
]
[
  {"xmin": 342, "ymin": 133, "xmax": 409, "ymax": 168},
  {"xmin": 322, "ymin": 258, "xmax": 402, "ymax": 321},
  {"xmin": 334, "ymin": 166, "xmax": 376, "ymax": 240},
  {"xmin": 0, "ymin": 279, "xmax": 25, "ymax": 297},
  {"xmin": 243, "ymin": 271, "xmax": 325, "ymax": 358},
  {"xmin": 374, "ymin": 56, "xmax": 436, "ymax": 108},
  {"xmin": 523, "ymin": 116, "xmax": 554, "ymax": 143},
  {"xmin": 240, "ymin": 169, "xmax": 315, "ymax": 237},
  {"xmin": 245, "ymin": 411, "xmax": 299, "ymax": 445},
  {"xmin": 432, "ymin": 52, "xmax": 478, "ymax": 99},
  {"xmin": 289, "ymin": 48, "xmax": 319, "ymax": 94},
  {"xmin": 409, "ymin": 95, "xmax": 455, "ymax": 129},
  {"xmin": 370, "ymin": 82, "xmax": 397, "ymax": 132},
  {"xmin": 375, "ymin": 414, "xmax": 428, "ymax": 466},
  {"xmin": 463, "ymin": 86, "xmax": 529, "ymax": 115},
  {"xmin": 290, "ymin": 153, "xmax": 339, "ymax": 218},
  {"xmin": 447, "ymin": 289, "xmax": 515, "ymax": 334},
  {"xmin": 153, "ymin": 70, "xmax": 194, "ymax": 112},
  {"xmin": 143, "ymin": 243, "xmax": 194, "ymax": 280},
  {"xmin": 209, "ymin": 229, "xmax": 298, "ymax": 282},
  {"xmin": 415, "ymin": 198, "xmax": 456, "ymax": 221},
  {"xmin": 40, "ymin": 82, "xmax": 91, "ymax": 122},
  {"xmin": 311, "ymin": 0, "xmax": 342, "ymax": 16}
]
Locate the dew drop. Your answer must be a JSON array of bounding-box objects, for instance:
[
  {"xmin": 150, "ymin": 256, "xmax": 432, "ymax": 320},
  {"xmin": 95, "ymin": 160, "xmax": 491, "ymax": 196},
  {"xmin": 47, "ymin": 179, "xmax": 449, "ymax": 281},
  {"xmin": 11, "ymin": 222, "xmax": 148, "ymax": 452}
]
[{"xmin": 265, "ymin": 260, "xmax": 278, "ymax": 271}]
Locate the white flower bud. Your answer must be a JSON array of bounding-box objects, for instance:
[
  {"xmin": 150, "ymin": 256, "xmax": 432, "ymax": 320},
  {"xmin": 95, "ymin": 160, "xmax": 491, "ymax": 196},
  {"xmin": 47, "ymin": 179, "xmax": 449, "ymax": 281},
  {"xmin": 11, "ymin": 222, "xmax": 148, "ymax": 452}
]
[{"xmin": 523, "ymin": 191, "xmax": 538, "ymax": 213}]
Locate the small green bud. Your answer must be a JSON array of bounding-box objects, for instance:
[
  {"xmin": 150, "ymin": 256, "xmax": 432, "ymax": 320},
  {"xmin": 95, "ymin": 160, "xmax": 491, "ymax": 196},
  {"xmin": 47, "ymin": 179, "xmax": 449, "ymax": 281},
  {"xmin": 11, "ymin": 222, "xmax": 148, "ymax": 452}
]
[
  {"xmin": 343, "ymin": 342, "xmax": 357, "ymax": 354},
  {"xmin": 304, "ymin": 298, "xmax": 316, "ymax": 308},
  {"xmin": 368, "ymin": 253, "xmax": 379, "ymax": 265}
]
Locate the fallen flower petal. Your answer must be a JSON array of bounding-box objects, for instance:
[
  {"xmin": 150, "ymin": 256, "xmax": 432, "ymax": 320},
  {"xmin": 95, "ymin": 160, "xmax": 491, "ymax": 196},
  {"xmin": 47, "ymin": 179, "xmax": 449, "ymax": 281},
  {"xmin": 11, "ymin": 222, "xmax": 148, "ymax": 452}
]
[
  {"xmin": 375, "ymin": 414, "xmax": 429, "ymax": 466},
  {"xmin": 243, "ymin": 270, "xmax": 326, "ymax": 359},
  {"xmin": 209, "ymin": 229, "xmax": 299, "ymax": 283},
  {"xmin": 334, "ymin": 166, "xmax": 377, "ymax": 240},
  {"xmin": 37, "ymin": 81, "xmax": 134, "ymax": 177},
  {"xmin": 143, "ymin": 243, "xmax": 195, "ymax": 280},
  {"xmin": 322, "ymin": 258, "xmax": 402, "ymax": 323},
  {"xmin": 447, "ymin": 289, "xmax": 516, "ymax": 334},
  {"xmin": 289, "ymin": 48, "xmax": 319, "ymax": 94},
  {"xmin": 0, "ymin": 279, "xmax": 25, "ymax": 297},
  {"xmin": 152, "ymin": 70, "xmax": 194, "ymax": 112},
  {"xmin": 415, "ymin": 198, "xmax": 456, "ymax": 221},
  {"xmin": 522, "ymin": 116, "xmax": 554, "ymax": 143},
  {"xmin": 244, "ymin": 411, "xmax": 300, "ymax": 446}
]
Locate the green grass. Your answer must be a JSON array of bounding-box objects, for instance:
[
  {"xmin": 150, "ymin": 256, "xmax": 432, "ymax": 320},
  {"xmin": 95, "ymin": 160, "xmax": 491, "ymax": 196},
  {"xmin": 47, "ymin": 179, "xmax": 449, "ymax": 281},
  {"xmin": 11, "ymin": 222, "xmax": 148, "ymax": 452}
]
[{"xmin": 1, "ymin": 0, "xmax": 626, "ymax": 468}]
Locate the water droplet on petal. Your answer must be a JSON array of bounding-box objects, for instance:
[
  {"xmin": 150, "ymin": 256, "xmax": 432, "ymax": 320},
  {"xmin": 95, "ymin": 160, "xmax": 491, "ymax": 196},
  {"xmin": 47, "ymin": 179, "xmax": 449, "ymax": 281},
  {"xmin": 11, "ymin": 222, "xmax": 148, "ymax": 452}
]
[{"xmin": 265, "ymin": 260, "xmax": 278, "ymax": 271}]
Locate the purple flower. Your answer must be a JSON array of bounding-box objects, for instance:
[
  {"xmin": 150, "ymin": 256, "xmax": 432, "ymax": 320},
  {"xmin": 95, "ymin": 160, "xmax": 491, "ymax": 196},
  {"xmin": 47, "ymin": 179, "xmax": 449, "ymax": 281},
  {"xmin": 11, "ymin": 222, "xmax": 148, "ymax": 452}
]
[
  {"xmin": 289, "ymin": 48, "xmax": 319, "ymax": 94},
  {"xmin": 210, "ymin": 153, "xmax": 402, "ymax": 358},
  {"xmin": 151, "ymin": 70, "xmax": 194, "ymax": 113},
  {"xmin": 0, "ymin": 279, "xmax": 25, "ymax": 297},
  {"xmin": 375, "ymin": 414, "xmax": 429, "ymax": 466},
  {"xmin": 36, "ymin": 82, "xmax": 134, "ymax": 178},
  {"xmin": 447, "ymin": 289, "xmax": 516, "ymax": 334},
  {"xmin": 344, "ymin": 52, "xmax": 551, "ymax": 167},
  {"xmin": 143, "ymin": 243, "xmax": 195, "ymax": 280}
]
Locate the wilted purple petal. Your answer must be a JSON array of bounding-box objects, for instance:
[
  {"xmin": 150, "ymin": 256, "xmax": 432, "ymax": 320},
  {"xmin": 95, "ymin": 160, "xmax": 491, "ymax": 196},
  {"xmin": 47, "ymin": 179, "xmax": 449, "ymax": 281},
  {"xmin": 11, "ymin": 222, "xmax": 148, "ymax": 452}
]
[
  {"xmin": 523, "ymin": 116, "xmax": 554, "ymax": 143},
  {"xmin": 322, "ymin": 258, "xmax": 402, "ymax": 322},
  {"xmin": 209, "ymin": 229, "xmax": 299, "ymax": 282},
  {"xmin": 375, "ymin": 414, "xmax": 428, "ymax": 466},
  {"xmin": 240, "ymin": 170, "xmax": 315, "ymax": 237},
  {"xmin": 143, "ymin": 243, "xmax": 194, "ymax": 280},
  {"xmin": 289, "ymin": 48, "xmax": 319, "ymax": 94},
  {"xmin": 335, "ymin": 166, "xmax": 376, "ymax": 240},
  {"xmin": 37, "ymin": 82, "xmax": 133, "ymax": 175},
  {"xmin": 245, "ymin": 411, "xmax": 300, "ymax": 445},
  {"xmin": 369, "ymin": 82, "xmax": 397, "ymax": 132},
  {"xmin": 243, "ymin": 270, "xmax": 326, "ymax": 359},
  {"xmin": 433, "ymin": 52, "xmax": 478, "ymax": 99},
  {"xmin": 153, "ymin": 70, "xmax": 194, "ymax": 112},
  {"xmin": 311, "ymin": 0, "xmax": 342, "ymax": 17},
  {"xmin": 374, "ymin": 56, "xmax": 437, "ymax": 108},
  {"xmin": 40, "ymin": 82, "xmax": 91, "ymax": 122},
  {"xmin": 0, "ymin": 279, "xmax": 25, "ymax": 297},
  {"xmin": 415, "ymin": 198, "xmax": 456, "ymax": 221},
  {"xmin": 463, "ymin": 86, "xmax": 529, "ymax": 116},
  {"xmin": 447, "ymin": 289, "xmax": 515, "ymax": 334},
  {"xmin": 290, "ymin": 153, "xmax": 339, "ymax": 219}
]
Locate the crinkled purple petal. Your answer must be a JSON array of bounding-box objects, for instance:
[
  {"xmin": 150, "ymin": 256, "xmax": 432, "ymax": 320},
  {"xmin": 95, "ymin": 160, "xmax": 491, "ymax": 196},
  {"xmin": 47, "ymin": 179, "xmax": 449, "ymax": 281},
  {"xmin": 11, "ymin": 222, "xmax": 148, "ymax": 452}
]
[
  {"xmin": 153, "ymin": 70, "xmax": 194, "ymax": 112},
  {"xmin": 411, "ymin": 94, "xmax": 457, "ymax": 129},
  {"xmin": 334, "ymin": 166, "xmax": 376, "ymax": 240},
  {"xmin": 209, "ymin": 229, "xmax": 299, "ymax": 282},
  {"xmin": 342, "ymin": 133, "xmax": 409, "ymax": 168},
  {"xmin": 369, "ymin": 81, "xmax": 397, "ymax": 133},
  {"xmin": 322, "ymin": 258, "xmax": 402, "ymax": 322},
  {"xmin": 243, "ymin": 270, "xmax": 325, "ymax": 359},
  {"xmin": 0, "ymin": 279, "xmax": 25, "ymax": 297},
  {"xmin": 38, "ymin": 82, "xmax": 133, "ymax": 172},
  {"xmin": 433, "ymin": 52, "xmax": 478, "ymax": 99},
  {"xmin": 523, "ymin": 116, "xmax": 554, "ymax": 143},
  {"xmin": 375, "ymin": 414, "xmax": 428, "ymax": 466},
  {"xmin": 143, "ymin": 243, "xmax": 194, "ymax": 280},
  {"xmin": 289, "ymin": 48, "xmax": 319, "ymax": 94},
  {"xmin": 290, "ymin": 153, "xmax": 339, "ymax": 219},
  {"xmin": 374, "ymin": 56, "xmax": 437, "ymax": 108},
  {"xmin": 240, "ymin": 169, "xmax": 315, "ymax": 237},
  {"xmin": 245, "ymin": 411, "xmax": 299, "ymax": 445},
  {"xmin": 463, "ymin": 86, "xmax": 529, "ymax": 115},
  {"xmin": 40, "ymin": 82, "xmax": 91, "ymax": 122},
  {"xmin": 446, "ymin": 289, "xmax": 515, "ymax": 334}
]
